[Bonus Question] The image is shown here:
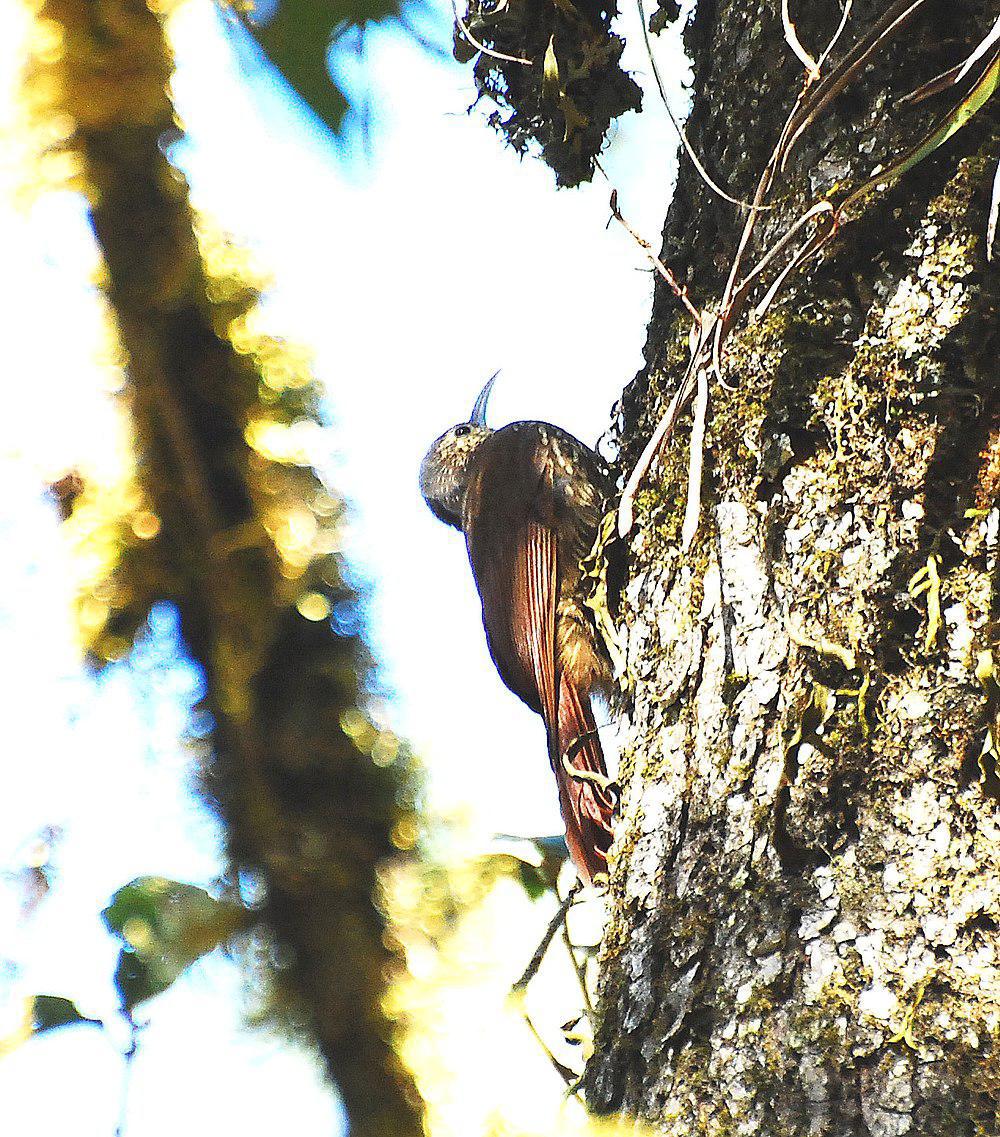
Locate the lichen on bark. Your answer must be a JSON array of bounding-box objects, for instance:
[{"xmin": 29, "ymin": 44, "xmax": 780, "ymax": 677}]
[{"xmin": 585, "ymin": 2, "xmax": 1000, "ymax": 1133}]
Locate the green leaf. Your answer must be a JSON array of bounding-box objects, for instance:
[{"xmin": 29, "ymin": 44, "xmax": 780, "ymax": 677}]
[
  {"xmin": 514, "ymin": 860, "xmax": 549, "ymax": 901},
  {"xmin": 843, "ymin": 38, "xmax": 1000, "ymax": 217},
  {"xmin": 103, "ymin": 877, "xmax": 247, "ymax": 1014},
  {"xmin": 31, "ymin": 995, "xmax": 102, "ymax": 1035},
  {"xmin": 542, "ymin": 36, "xmax": 560, "ymax": 102},
  {"xmin": 481, "ymin": 835, "xmax": 568, "ymax": 897},
  {"xmin": 112, "ymin": 950, "xmax": 179, "ymax": 1016},
  {"xmin": 226, "ymin": 0, "xmax": 403, "ymax": 135}
]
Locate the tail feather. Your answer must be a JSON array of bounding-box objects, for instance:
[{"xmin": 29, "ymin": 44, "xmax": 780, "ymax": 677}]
[{"xmin": 550, "ymin": 677, "xmax": 614, "ymax": 885}]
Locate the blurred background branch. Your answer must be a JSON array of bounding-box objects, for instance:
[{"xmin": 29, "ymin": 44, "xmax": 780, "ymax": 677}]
[{"xmin": 21, "ymin": 1, "xmax": 423, "ymax": 1132}]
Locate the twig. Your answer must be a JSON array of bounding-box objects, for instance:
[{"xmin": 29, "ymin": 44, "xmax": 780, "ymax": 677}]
[
  {"xmin": 781, "ymin": 0, "xmax": 820, "ymax": 82},
  {"xmin": 711, "ymin": 0, "xmax": 896, "ymax": 377},
  {"xmin": 561, "ymin": 924, "xmax": 593, "ymax": 1013},
  {"xmin": 608, "ymin": 189, "xmax": 702, "ymax": 323},
  {"xmin": 711, "ymin": 0, "xmax": 856, "ymax": 370},
  {"xmin": 617, "ymin": 315, "xmax": 715, "ymax": 537},
  {"xmin": 115, "ymin": 1020, "xmax": 142, "ymax": 1137},
  {"xmin": 751, "ymin": 223, "xmax": 830, "ymax": 322},
  {"xmin": 710, "ymin": 96, "xmax": 800, "ymax": 381},
  {"xmin": 752, "ymin": 4, "xmax": 995, "ymax": 309},
  {"xmin": 817, "ymin": 0, "xmax": 853, "ymax": 71},
  {"xmin": 680, "ymin": 357, "xmax": 709, "ymax": 552},
  {"xmin": 735, "ymin": 200, "xmax": 833, "ymax": 297},
  {"xmin": 521, "ymin": 1010, "xmax": 581, "ymax": 1086},
  {"xmin": 617, "ymin": 370, "xmax": 690, "ymax": 537},
  {"xmin": 955, "ymin": 13, "xmax": 1000, "ymax": 87},
  {"xmin": 620, "ymin": 1, "xmax": 932, "ymax": 537},
  {"xmin": 450, "ymin": 0, "xmax": 533, "ymax": 65},
  {"xmin": 562, "ymin": 752, "xmax": 617, "ymax": 794},
  {"xmin": 897, "ymin": 14, "xmax": 1000, "ymax": 108},
  {"xmin": 512, "ymin": 882, "xmax": 588, "ymax": 1088},
  {"xmin": 512, "ymin": 881, "xmax": 583, "ymax": 992},
  {"xmin": 897, "ymin": 62, "xmax": 964, "ymax": 109},
  {"xmin": 987, "ymin": 156, "xmax": 1000, "ymax": 262},
  {"xmin": 835, "ymin": 39, "xmax": 1000, "ymax": 225},
  {"xmin": 636, "ymin": 0, "xmax": 767, "ymax": 211},
  {"xmin": 781, "ymin": 0, "xmax": 930, "ymax": 168}
]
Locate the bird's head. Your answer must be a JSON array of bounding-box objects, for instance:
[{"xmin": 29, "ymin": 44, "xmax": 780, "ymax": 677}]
[{"xmin": 419, "ymin": 372, "xmax": 498, "ymax": 529}]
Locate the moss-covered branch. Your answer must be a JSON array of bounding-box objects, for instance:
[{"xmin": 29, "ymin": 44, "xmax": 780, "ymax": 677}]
[{"xmin": 24, "ymin": 2, "xmax": 422, "ymax": 1132}]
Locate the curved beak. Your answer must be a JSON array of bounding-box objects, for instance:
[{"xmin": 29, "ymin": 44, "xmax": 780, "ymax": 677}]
[{"xmin": 469, "ymin": 371, "xmax": 500, "ymax": 426}]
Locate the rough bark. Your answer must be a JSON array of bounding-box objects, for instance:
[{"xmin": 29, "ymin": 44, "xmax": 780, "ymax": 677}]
[
  {"xmin": 24, "ymin": 3, "xmax": 422, "ymax": 1134},
  {"xmin": 584, "ymin": 2, "xmax": 1000, "ymax": 1134}
]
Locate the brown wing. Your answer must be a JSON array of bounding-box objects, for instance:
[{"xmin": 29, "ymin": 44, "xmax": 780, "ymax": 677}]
[
  {"xmin": 463, "ymin": 426, "xmax": 560, "ymax": 728},
  {"xmin": 463, "ymin": 423, "xmax": 614, "ymax": 885}
]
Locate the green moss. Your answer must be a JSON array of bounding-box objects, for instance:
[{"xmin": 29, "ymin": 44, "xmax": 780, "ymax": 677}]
[{"xmin": 722, "ymin": 671, "xmax": 750, "ymax": 705}]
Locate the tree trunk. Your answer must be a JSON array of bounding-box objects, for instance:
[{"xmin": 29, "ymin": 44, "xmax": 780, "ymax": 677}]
[{"xmin": 584, "ymin": 2, "xmax": 1000, "ymax": 1133}]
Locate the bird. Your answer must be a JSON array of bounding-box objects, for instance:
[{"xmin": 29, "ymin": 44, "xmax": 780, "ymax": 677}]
[{"xmin": 419, "ymin": 373, "xmax": 616, "ymax": 885}]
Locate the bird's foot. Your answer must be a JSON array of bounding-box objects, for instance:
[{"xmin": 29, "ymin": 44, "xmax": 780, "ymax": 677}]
[{"xmin": 561, "ymin": 754, "xmax": 619, "ymax": 798}]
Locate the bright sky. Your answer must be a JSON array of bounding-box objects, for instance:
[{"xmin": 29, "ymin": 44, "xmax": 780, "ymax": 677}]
[{"xmin": 0, "ymin": 0, "xmax": 688, "ymax": 1132}]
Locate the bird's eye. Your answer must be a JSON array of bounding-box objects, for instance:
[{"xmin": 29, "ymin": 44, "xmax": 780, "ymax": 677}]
[{"xmin": 454, "ymin": 425, "xmax": 472, "ymax": 437}]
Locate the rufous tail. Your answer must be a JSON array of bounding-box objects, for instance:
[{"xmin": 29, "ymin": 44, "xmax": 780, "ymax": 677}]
[{"xmin": 550, "ymin": 677, "xmax": 614, "ymax": 885}]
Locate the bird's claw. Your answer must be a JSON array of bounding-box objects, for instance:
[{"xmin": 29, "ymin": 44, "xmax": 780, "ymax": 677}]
[{"xmin": 561, "ymin": 754, "xmax": 619, "ymax": 798}]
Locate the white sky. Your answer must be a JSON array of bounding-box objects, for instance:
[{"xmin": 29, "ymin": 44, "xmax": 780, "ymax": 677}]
[{"xmin": 0, "ymin": 0, "xmax": 688, "ymax": 1132}]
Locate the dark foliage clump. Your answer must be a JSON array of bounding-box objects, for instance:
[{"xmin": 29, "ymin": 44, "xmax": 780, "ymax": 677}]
[{"xmin": 454, "ymin": 0, "xmax": 642, "ymax": 186}]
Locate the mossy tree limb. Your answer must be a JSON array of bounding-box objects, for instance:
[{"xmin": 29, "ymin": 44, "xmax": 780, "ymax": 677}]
[{"xmin": 26, "ymin": 2, "xmax": 423, "ymax": 1133}]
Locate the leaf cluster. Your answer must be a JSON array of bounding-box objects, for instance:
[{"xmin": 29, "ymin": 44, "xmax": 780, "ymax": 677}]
[{"xmin": 224, "ymin": 0, "xmax": 404, "ymax": 134}]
